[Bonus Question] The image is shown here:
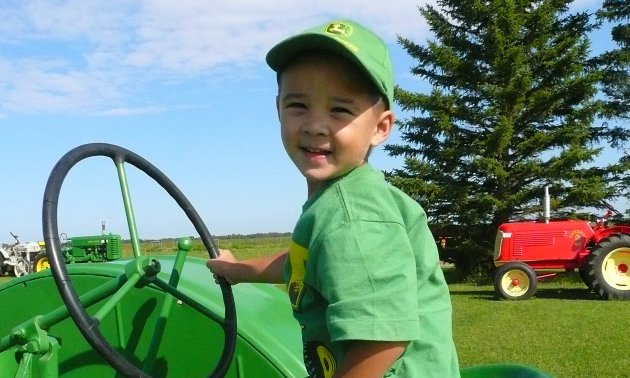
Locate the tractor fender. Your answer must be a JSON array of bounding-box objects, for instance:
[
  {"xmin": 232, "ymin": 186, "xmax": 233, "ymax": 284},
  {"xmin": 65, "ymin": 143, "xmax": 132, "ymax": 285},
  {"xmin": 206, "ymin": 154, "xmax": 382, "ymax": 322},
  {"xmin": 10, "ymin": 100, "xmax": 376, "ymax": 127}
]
[{"xmin": 592, "ymin": 227, "xmax": 630, "ymax": 244}]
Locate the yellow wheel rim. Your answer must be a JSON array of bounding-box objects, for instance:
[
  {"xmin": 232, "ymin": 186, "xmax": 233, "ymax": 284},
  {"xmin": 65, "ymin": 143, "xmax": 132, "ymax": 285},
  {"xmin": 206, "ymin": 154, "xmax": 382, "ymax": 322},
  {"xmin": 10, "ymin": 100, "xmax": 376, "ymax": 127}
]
[
  {"xmin": 601, "ymin": 247, "xmax": 630, "ymax": 290},
  {"xmin": 501, "ymin": 269, "xmax": 530, "ymax": 297},
  {"xmin": 36, "ymin": 258, "xmax": 50, "ymax": 272}
]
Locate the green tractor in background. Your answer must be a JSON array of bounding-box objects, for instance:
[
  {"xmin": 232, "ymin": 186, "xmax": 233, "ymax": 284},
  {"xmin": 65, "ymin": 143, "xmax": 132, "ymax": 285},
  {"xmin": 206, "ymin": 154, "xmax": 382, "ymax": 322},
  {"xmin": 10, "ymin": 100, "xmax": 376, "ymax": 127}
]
[
  {"xmin": 0, "ymin": 143, "xmax": 549, "ymax": 377},
  {"xmin": 32, "ymin": 233, "xmax": 122, "ymax": 273}
]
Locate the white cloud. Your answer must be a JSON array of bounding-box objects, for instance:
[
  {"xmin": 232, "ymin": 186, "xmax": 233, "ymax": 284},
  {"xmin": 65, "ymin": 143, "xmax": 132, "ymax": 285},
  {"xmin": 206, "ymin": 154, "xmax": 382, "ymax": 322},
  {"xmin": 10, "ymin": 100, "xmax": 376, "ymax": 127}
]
[
  {"xmin": 5, "ymin": 0, "xmax": 609, "ymax": 116},
  {"xmin": 21, "ymin": 0, "xmax": 134, "ymax": 40},
  {"xmin": 0, "ymin": 1, "xmax": 432, "ymax": 115},
  {"xmin": 96, "ymin": 106, "xmax": 162, "ymax": 117},
  {"xmin": 0, "ymin": 57, "xmax": 122, "ymax": 113}
]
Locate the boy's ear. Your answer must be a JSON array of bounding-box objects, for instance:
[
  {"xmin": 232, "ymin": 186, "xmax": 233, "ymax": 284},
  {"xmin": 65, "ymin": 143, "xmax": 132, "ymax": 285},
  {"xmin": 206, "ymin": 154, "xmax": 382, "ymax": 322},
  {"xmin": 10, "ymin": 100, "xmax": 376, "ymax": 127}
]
[{"xmin": 370, "ymin": 109, "xmax": 395, "ymax": 147}]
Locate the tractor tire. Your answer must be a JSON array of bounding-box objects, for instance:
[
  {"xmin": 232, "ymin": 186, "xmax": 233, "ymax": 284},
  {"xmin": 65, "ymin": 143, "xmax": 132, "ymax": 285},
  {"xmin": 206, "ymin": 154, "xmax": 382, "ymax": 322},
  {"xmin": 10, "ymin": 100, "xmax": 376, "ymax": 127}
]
[
  {"xmin": 33, "ymin": 252, "xmax": 50, "ymax": 273},
  {"xmin": 13, "ymin": 258, "xmax": 30, "ymax": 277},
  {"xmin": 493, "ymin": 262, "xmax": 538, "ymax": 300},
  {"xmin": 579, "ymin": 268, "xmax": 594, "ymax": 291},
  {"xmin": 586, "ymin": 234, "xmax": 630, "ymax": 299}
]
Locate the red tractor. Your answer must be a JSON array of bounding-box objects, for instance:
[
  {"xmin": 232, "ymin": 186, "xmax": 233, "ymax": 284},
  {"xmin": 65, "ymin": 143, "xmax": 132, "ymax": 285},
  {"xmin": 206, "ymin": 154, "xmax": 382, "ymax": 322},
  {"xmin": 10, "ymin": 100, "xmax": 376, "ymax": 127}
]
[{"xmin": 493, "ymin": 188, "xmax": 630, "ymax": 300}]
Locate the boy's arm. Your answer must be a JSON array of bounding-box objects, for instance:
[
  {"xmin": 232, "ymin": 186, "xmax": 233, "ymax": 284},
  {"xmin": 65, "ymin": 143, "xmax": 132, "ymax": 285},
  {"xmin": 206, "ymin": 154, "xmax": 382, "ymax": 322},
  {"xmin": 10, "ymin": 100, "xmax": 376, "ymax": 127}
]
[
  {"xmin": 206, "ymin": 250, "xmax": 287, "ymax": 284},
  {"xmin": 334, "ymin": 340, "xmax": 408, "ymax": 378}
]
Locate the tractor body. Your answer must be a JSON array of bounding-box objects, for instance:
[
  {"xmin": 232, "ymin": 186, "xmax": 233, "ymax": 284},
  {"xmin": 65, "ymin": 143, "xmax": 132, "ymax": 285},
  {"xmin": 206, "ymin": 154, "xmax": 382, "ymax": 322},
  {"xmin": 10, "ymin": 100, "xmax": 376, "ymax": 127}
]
[
  {"xmin": 61, "ymin": 233, "xmax": 122, "ymax": 263},
  {"xmin": 494, "ymin": 220, "xmax": 594, "ymax": 271},
  {"xmin": 0, "ymin": 255, "xmax": 306, "ymax": 377},
  {"xmin": 32, "ymin": 233, "xmax": 122, "ymax": 273}
]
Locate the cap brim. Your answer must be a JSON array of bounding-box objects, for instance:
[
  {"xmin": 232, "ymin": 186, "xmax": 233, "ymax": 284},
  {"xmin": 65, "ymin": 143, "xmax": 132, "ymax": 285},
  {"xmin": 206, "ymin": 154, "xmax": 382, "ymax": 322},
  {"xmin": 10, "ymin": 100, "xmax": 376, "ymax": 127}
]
[{"xmin": 266, "ymin": 33, "xmax": 362, "ymax": 73}]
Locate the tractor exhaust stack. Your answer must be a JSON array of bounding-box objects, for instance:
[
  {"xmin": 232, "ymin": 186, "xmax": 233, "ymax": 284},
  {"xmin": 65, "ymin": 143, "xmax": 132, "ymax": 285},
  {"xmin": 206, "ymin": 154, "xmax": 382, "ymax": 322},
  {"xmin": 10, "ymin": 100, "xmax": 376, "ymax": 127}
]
[{"xmin": 544, "ymin": 186, "xmax": 550, "ymax": 224}]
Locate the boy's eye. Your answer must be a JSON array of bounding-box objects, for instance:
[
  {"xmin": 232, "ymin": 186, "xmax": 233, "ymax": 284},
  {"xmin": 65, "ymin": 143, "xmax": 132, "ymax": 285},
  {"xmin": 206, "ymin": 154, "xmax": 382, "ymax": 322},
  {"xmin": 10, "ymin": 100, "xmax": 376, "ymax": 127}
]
[
  {"xmin": 285, "ymin": 102, "xmax": 306, "ymax": 110},
  {"xmin": 332, "ymin": 106, "xmax": 353, "ymax": 115}
]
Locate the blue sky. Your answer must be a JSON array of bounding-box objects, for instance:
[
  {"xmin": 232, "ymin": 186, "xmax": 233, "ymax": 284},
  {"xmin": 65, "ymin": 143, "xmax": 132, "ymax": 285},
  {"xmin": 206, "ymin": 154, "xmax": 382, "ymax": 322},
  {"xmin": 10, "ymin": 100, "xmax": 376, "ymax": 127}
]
[{"xmin": 0, "ymin": 0, "xmax": 621, "ymax": 243}]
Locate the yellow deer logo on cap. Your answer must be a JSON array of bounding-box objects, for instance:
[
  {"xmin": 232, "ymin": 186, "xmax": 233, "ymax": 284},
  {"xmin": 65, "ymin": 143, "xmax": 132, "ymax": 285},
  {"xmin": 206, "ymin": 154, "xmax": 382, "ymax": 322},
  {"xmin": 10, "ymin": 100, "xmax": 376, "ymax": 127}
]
[{"xmin": 326, "ymin": 22, "xmax": 352, "ymax": 38}]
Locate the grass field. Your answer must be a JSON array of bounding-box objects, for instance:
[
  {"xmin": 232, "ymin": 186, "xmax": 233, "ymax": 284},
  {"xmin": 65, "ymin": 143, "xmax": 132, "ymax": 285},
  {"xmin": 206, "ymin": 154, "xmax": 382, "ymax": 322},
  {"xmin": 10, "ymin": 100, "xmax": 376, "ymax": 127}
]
[
  {"xmin": 2, "ymin": 235, "xmax": 629, "ymax": 377},
  {"xmin": 451, "ymin": 281, "xmax": 630, "ymax": 378}
]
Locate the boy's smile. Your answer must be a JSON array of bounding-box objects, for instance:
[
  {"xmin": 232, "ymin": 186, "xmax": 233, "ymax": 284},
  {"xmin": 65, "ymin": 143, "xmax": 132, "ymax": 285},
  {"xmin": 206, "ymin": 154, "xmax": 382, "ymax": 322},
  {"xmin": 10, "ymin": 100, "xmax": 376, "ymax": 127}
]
[
  {"xmin": 302, "ymin": 146, "xmax": 331, "ymax": 162},
  {"xmin": 277, "ymin": 51, "xmax": 394, "ymax": 196}
]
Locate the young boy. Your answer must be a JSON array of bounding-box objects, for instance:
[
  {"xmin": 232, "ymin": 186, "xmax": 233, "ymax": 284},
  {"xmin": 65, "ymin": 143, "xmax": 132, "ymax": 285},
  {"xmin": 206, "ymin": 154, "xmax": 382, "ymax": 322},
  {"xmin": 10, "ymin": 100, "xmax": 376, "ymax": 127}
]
[{"xmin": 207, "ymin": 19, "xmax": 460, "ymax": 377}]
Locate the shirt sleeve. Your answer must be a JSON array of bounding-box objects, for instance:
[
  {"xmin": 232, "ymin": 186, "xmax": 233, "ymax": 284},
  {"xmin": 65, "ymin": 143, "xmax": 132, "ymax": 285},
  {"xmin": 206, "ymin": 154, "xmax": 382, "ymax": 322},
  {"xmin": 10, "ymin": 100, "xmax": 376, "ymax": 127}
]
[{"xmin": 315, "ymin": 220, "xmax": 421, "ymax": 343}]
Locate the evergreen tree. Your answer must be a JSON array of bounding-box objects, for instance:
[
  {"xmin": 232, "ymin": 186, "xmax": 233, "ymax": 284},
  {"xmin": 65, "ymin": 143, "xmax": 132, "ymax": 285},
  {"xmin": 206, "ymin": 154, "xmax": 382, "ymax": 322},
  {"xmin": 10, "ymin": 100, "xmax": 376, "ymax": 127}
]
[
  {"xmin": 386, "ymin": 0, "xmax": 630, "ymax": 277},
  {"xmin": 595, "ymin": 0, "xmax": 630, "ymax": 119}
]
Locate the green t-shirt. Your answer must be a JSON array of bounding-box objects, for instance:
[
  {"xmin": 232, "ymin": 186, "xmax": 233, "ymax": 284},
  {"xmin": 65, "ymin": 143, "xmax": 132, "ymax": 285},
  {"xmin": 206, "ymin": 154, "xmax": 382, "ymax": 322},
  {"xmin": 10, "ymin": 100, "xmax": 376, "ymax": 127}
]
[{"xmin": 285, "ymin": 164, "xmax": 459, "ymax": 377}]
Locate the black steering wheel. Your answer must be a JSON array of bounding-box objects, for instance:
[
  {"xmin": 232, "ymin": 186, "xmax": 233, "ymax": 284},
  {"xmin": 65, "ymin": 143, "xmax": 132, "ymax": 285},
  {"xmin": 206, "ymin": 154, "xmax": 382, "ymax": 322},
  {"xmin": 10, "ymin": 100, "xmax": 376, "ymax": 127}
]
[{"xmin": 42, "ymin": 143, "xmax": 236, "ymax": 377}]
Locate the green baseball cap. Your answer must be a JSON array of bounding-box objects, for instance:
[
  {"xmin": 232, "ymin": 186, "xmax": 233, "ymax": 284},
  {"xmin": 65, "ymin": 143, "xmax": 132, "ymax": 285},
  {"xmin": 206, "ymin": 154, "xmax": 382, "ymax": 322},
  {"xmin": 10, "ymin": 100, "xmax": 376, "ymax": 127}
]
[{"xmin": 266, "ymin": 19, "xmax": 394, "ymax": 109}]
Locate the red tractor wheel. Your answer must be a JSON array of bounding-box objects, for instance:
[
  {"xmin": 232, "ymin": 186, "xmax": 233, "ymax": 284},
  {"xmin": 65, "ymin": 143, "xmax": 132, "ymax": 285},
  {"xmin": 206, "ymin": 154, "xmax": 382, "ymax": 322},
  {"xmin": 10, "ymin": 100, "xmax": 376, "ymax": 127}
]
[
  {"xmin": 493, "ymin": 262, "xmax": 538, "ymax": 300},
  {"xmin": 586, "ymin": 234, "xmax": 630, "ymax": 299}
]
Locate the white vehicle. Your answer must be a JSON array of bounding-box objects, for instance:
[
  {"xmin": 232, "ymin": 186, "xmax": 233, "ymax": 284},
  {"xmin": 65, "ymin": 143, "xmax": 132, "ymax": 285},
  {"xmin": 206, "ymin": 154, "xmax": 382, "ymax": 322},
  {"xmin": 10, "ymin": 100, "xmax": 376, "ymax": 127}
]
[{"xmin": 0, "ymin": 232, "xmax": 43, "ymax": 277}]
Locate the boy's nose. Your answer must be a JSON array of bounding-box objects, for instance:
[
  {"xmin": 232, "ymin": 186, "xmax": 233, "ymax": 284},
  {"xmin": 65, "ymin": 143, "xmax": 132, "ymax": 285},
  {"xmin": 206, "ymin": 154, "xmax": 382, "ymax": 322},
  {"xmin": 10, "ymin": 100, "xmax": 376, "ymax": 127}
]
[{"xmin": 302, "ymin": 117, "xmax": 329, "ymax": 136}]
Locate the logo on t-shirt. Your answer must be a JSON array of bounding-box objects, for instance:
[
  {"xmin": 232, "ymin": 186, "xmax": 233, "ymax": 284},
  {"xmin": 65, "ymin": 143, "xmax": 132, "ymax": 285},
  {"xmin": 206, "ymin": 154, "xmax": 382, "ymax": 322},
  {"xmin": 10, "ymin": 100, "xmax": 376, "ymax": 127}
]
[
  {"xmin": 304, "ymin": 341, "xmax": 336, "ymax": 378},
  {"xmin": 287, "ymin": 241, "xmax": 308, "ymax": 310}
]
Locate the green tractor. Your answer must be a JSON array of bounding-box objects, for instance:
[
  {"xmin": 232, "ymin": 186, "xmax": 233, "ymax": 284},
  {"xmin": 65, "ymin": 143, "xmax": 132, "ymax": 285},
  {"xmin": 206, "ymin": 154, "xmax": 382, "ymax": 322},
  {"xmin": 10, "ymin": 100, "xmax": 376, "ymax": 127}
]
[
  {"xmin": 32, "ymin": 233, "xmax": 122, "ymax": 273},
  {"xmin": 0, "ymin": 143, "xmax": 549, "ymax": 377}
]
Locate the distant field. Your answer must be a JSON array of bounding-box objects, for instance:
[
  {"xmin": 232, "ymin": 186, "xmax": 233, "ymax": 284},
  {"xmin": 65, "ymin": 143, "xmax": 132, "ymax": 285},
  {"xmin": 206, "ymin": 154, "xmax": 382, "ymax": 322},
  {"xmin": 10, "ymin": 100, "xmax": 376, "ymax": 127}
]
[
  {"xmin": 1, "ymin": 235, "xmax": 629, "ymax": 377},
  {"xmin": 118, "ymin": 234, "xmax": 293, "ymax": 260},
  {"xmin": 0, "ymin": 235, "xmax": 291, "ymax": 285}
]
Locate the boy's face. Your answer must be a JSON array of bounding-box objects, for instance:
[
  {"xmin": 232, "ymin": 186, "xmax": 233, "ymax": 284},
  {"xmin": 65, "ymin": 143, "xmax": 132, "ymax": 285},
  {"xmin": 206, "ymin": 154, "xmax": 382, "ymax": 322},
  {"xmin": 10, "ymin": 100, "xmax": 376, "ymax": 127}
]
[{"xmin": 277, "ymin": 51, "xmax": 394, "ymax": 196}]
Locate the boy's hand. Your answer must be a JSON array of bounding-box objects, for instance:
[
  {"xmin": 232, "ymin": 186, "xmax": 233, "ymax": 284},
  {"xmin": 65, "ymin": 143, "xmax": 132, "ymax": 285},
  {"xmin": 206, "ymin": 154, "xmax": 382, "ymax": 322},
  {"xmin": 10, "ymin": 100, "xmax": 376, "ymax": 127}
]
[
  {"xmin": 206, "ymin": 250, "xmax": 287, "ymax": 285},
  {"xmin": 206, "ymin": 249, "xmax": 238, "ymax": 284}
]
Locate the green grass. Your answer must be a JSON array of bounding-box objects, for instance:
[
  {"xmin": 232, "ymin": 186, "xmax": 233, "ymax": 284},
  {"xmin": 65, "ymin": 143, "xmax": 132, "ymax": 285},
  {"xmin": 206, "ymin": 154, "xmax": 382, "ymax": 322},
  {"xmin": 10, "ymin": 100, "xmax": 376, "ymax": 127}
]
[
  {"xmin": 451, "ymin": 279, "xmax": 630, "ymax": 378},
  {"xmin": 2, "ymin": 236, "xmax": 630, "ymax": 377}
]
